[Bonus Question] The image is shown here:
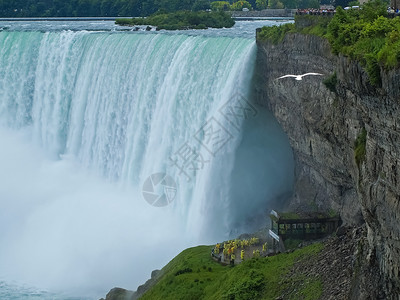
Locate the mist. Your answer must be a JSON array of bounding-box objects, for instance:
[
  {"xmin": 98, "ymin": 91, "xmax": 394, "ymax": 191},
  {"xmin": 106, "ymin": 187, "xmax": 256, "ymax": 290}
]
[
  {"xmin": 228, "ymin": 107, "xmax": 294, "ymax": 233},
  {"xmin": 0, "ymin": 127, "xmax": 189, "ymax": 298}
]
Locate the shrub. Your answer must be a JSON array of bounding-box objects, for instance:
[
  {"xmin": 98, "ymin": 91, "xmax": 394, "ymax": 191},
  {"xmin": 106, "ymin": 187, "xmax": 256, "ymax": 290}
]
[
  {"xmin": 224, "ymin": 270, "xmax": 265, "ymax": 300},
  {"xmin": 175, "ymin": 268, "xmax": 193, "ymax": 276},
  {"xmin": 284, "ymin": 238, "xmax": 302, "ymax": 250},
  {"xmin": 323, "ymin": 72, "xmax": 337, "ymax": 92},
  {"xmin": 354, "ymin": 128, "xmax": 367, "ymax": 167},
  {"xmin": 256, "ymin": 23, "xmax": 295, "ymax": 44}
]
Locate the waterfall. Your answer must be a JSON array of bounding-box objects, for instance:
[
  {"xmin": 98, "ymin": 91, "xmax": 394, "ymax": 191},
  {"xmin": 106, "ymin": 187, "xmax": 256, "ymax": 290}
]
[{"xmin": 0, "ymin": 30, "xmax": 293, "ymax": 297}]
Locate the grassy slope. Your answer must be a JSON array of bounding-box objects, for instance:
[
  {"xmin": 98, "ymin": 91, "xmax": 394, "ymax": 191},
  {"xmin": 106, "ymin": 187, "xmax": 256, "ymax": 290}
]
[{"xmin": 140, "ymin": 243, "xmax": 323, "ymax": 300}]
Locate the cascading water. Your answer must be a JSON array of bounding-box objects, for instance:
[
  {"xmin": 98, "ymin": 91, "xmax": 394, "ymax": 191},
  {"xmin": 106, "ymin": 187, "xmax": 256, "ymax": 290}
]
[{"xmin": 0, "ymin": 27, "xmax": 293, "ymax": 298}]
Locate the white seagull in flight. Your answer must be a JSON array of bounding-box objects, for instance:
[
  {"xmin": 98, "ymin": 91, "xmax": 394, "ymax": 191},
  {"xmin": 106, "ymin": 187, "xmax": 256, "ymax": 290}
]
[{"xmin": 277, "ymin": 72, "xmax": 323, "ymax": 80}]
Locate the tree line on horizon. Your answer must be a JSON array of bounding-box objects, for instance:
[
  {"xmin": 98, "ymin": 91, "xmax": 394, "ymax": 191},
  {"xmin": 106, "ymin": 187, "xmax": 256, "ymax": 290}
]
[{"xmin": 0, "ymin": 0, "xmax": 349, "ymax": 17}]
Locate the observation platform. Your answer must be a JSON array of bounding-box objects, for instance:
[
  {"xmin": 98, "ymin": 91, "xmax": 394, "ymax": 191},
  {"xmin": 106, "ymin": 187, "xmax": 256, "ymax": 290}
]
[{"xmin": 269, "ymin": 210, "xmax": 341, "ymax": 252}]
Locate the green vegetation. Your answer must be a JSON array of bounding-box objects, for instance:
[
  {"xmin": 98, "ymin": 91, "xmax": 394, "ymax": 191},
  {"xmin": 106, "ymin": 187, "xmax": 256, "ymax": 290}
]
[
  {"xmin": 0, "ymin": 0, "xmax": 278, "ymax": 18},
  {"xmin": 0, "ymin": 0, "xmax": 353, "ymax": 18},
  {"xmin": 328, "ymin": 208, "xmax": 339, "ymax": 218},
  {"xmin": 257, "ymin": 0, "xmax": 400, "ymax": 86},
  {"xmin": 283, "ymin": 238, "xmax": 303, "ymax": 250},
  {"xmin": 295, "ymin": 14, "xmax": 331, "ymax": 35},
  {"xmin": 300, "ymin": 278, "xmax": 323, "ymax": 300},
  {"xmin": 289, "ymin": 275, "xmax": 323, "ymax": 300},
  {"xmin": 0, "ymin": 0, "xmax": 159, "ymax": 17},
  {"xmin": 210, "ymin": 1, "xmax": 231, "ymax": 11},
  {"xmin": 0, "ymin": 0, "xmax": 205, "ymax": 17},
  {"xmin": 116, "ymin": 11, "xmax": 234, "ymax": 30},
  {"xmin": 326, "ymin": 1, "xmax": 393, "ymax": 86},
  {"xmin": 268, "ymin": 0, "xmax": 284, "ymax": 9},
  {"xmin": 230, "ymin": 0, "xmax": 252, "ymax": 11},
  {"xmin": 140, "ymin": 243, "xmax": 324, "ymax": 299},
  {"xmin": 257, "ymin": 23, "xmax": 295, "ymax": 44},
  {"xmin": 256, "ymin": 0, "xmax": 268, "ymax": 10},
  {"xmin": 323, "ymin": 72, "xmax": 337, "ymax": 92},
  {"xmin": 209, "ymin": 0, "xmax": 261, "ymax": 11},
  {"xmin": 354, "ymin": 128, "xmax": 367, "ymax": 166}
]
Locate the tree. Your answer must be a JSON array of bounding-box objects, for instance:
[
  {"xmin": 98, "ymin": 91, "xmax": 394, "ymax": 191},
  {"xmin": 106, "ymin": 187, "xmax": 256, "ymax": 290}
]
[
  {"xmin": 141, "ymin": 0, "xmax": 157, "ymax": 16},
  {"xmin": 334, "ymin": 0, "xmax": 351, "ymax": 8},
  {"xmin": 268, "ymin": 0, "xmax": 284, "ymax": 8},
  {"xmin": 297, "ymin": 0, "xmax": 319, "ymax": 8},
  {"xmin": 281, "ymin": 0, "xmax": 296, "ymax": 8},
  {"xmin": 192, "ymin": 0, "xmax": 211, "ymax": 11},
  {"xmin": 210, "ymin": 1, "xmax": 230, "ymax": 10},
  {"xmin": 361, "ymin": 0, "xmax": 387, "ymax": 21},
  {"xmin": 231, "ymin": 0, "xmax": 252, "ymax": 10},
  {"xmin": 256, "ymin": 0, "xmax": 267, "ymax": 10}
]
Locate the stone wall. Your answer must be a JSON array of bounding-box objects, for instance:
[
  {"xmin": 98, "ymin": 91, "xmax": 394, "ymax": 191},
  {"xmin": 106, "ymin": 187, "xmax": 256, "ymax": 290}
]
[{"xmin": 255, "ymin": 32, "xmax": 400, "ymax": 299}]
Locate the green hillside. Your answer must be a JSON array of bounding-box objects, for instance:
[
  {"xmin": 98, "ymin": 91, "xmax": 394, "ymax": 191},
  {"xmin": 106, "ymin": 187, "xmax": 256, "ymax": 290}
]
[{"xmin": 139, "ymin": 243, "xmax": 323, "ymax": 300}]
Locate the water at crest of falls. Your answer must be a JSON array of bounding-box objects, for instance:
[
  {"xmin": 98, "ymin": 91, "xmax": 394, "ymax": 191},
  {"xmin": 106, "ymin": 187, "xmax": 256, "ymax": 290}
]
[{"xmin": 0, "ymin": 20, "xmax": 294, "ymax": 299}]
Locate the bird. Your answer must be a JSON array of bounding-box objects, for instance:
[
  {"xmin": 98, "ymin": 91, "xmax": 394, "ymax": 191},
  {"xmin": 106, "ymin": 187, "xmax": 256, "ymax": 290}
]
[{"xmin": 277, "ymin": 73, "xmax": 323, "ymax": 80}]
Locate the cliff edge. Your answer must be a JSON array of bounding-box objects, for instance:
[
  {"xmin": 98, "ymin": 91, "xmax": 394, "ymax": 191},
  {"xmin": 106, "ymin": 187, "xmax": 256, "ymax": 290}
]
[{"xmin": 255, "ymin": 32, "xmax": 400, "ymax": 299}]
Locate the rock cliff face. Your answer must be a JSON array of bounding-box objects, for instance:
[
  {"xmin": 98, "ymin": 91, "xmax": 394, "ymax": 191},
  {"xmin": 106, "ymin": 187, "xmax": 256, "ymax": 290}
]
[{"xmin": 255, "ymin": 33, "xmax": 400, "ymax": 299}]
